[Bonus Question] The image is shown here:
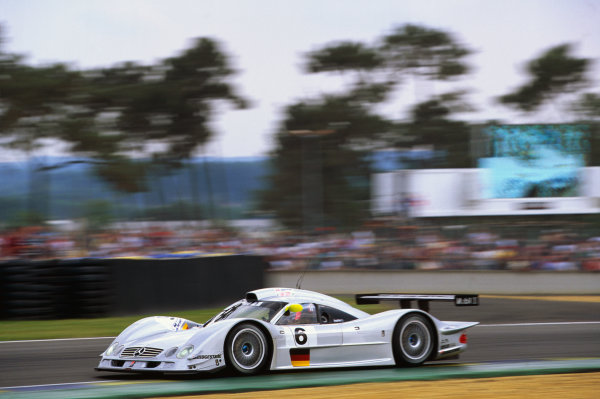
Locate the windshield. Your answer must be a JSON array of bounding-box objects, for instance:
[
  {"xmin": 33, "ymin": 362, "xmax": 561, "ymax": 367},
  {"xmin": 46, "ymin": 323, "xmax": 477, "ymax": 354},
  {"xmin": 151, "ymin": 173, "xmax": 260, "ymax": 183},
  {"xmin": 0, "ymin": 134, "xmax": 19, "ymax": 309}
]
[{"xmin": 209, "ymin": 301, "xmax": 286, "ymax": 325}]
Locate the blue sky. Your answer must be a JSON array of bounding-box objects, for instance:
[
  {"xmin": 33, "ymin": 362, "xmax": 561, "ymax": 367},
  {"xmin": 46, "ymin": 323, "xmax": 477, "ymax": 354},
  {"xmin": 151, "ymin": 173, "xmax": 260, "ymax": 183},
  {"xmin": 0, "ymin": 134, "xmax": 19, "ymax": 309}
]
[{"xmin": 1, "ymin": 0, "xmax": 599, "ymax": 158}]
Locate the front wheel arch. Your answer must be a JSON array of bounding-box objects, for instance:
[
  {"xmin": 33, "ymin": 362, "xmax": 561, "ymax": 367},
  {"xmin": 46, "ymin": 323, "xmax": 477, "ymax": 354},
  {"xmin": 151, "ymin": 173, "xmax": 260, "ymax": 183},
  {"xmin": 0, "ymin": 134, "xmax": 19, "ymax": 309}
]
[{"xmin": 224, "ymin": 321, "xmax": 273, "ymax": 375}]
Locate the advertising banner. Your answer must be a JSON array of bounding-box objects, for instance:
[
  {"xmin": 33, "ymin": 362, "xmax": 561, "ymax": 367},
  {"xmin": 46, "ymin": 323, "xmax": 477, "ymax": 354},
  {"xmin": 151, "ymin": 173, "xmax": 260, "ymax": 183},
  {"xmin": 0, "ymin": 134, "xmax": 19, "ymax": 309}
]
[{"xmin": 478, "ymin": 124, "xmax": 589, "ymax": 198}]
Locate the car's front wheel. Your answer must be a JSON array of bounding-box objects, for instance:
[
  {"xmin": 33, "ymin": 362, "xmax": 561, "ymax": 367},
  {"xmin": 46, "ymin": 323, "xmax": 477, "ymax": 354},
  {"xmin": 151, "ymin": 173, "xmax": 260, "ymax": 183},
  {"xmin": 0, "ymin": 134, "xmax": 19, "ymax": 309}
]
[
  {"xmin": 225, "ymin": 323, "xmax": 271, "ymax": 375},
  {"xmin": 392, "ymin": 314, "xmax": 434, "ymax": 366}
]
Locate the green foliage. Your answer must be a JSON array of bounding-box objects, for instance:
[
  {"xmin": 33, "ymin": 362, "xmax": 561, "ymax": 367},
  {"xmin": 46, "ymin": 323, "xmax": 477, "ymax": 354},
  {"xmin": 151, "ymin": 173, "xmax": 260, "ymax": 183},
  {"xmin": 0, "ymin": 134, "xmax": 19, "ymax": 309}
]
[
  {"xmin": 0, "ymin": 61, "xmax": 83, "ymax": 153},
  {"xmin": 586, "ymin": 123, "xmax": 600, "ymax": 166},
  {"xmin": 306, "ymin": 41, "xmax": 383, "ymax": 73},
  {"xmin": 407, "ymin": 93, "xmax": 473, "ymax": 168},
  {"xmin": 258, "ymin": 97, "xmax": 384, "ymax": 231},
  {"xmin": 499, "ymin": 44, "xmax": 589, "ymax": 112},
  {"xmin": 570, "ymin": 94, "xmax": 600, "ymax": 165},
  {"xmin": 380, "ymin": 24, "xmax": 471, "ymax": 80},
  {"xmin": 94, "ymin": 158, "xmax": 148, "ymax": 193},
  {"xmin": 572, "ymin": 93, "xmax": 600, "ymax": 121},
  {"xmin": 2, "ymin": 22, "xmax": 599, "ymax": 231},
  {"xmin": 94, "ymin": 38, "xmax": 249, "ymax": 160},
  {"xmin": 261, "ymin": 24, "xmax": 474, "ymax": 229},
  {"xmin": 0, "ymin": 29, "xmax": 248, "ymax": 199}
]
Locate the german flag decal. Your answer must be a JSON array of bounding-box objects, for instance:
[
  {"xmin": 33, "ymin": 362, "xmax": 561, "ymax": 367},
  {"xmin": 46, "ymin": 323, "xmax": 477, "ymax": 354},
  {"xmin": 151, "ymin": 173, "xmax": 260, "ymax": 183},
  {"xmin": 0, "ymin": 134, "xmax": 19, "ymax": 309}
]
[{"xmin": 290, "ymin": 348, "xmax": 310, "ymax": 367}]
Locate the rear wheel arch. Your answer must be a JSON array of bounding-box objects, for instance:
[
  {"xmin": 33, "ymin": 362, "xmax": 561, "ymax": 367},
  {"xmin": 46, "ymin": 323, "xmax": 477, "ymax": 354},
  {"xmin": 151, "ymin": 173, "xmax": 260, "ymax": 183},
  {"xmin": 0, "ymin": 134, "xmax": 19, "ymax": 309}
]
[{"xmin": 392, "ymin": 312, "xmax": 437, "ymax": 366}]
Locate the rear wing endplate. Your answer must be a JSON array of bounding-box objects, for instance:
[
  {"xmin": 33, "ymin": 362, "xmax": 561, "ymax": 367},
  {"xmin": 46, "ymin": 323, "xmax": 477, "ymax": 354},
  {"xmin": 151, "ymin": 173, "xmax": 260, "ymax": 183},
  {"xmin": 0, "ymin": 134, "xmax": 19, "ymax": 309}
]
[{"xmin": 355, "ymin": 294, "xmax": 479, "ymax": 312}]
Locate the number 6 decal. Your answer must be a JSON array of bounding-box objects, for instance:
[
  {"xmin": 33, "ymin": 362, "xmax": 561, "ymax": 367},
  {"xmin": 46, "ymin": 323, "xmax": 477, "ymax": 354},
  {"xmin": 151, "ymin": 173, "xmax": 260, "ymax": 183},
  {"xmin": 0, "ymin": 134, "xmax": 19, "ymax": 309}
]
[{"xmin": 294, "ymin": 327, "xmax": 307, "ymax": 345}]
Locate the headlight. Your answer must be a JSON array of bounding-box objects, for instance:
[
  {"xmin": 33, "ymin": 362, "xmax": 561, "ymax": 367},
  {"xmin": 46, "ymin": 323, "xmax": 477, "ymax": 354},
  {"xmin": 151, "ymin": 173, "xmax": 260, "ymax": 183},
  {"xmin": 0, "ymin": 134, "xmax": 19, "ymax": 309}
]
[
  {"xmin": 177, "ymin": 345, "xmax": 194, "ymax": 359},
  {"xmin": 105, "ymin": 342, "xmax": 119, "ymax": 356}
]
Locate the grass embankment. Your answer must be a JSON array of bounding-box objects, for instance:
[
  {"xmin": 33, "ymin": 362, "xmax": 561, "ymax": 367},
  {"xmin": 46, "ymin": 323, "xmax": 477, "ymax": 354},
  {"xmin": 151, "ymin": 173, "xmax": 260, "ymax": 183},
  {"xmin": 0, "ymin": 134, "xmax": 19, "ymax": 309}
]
[{"xmin": 0, "ymin": 308, "xmax": 220, "ymax": 341}]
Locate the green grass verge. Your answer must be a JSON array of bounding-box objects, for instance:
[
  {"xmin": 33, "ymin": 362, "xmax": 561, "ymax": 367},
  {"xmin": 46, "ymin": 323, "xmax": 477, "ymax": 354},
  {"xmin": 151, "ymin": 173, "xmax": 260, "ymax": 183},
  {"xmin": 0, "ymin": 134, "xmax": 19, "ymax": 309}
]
[
  {"xmin": 0, "ymin": 297, "xmax": 393, "ymax": 341},
  {"xmin": 0, "ymin": 308, "xmax": 221, "ymax": 341}
]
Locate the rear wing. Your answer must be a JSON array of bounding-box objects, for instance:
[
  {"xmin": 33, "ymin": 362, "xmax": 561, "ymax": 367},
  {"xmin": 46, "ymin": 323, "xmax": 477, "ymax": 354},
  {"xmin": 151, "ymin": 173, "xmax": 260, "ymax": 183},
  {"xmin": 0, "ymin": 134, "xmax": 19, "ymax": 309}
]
[{"xmin": 355, "ymin": 294, "xmax": 479, "ymax": 312}]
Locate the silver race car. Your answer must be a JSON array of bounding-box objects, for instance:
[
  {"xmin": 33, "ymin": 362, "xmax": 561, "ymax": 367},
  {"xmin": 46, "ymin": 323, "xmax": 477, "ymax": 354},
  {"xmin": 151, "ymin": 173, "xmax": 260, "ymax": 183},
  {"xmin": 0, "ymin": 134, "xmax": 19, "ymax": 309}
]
[{"xmin": 96, "ymin": 287, "xmax": 479, "ymax": 375}]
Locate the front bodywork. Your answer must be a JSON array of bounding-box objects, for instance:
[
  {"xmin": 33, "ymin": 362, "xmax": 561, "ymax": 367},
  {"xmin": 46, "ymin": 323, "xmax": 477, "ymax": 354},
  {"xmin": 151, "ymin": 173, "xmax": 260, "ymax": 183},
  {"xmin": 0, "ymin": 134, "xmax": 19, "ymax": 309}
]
[
  {"xmin": 96, "ymin": 316, "xmax": 274, "ymax": 373},
  {"xmin": 96, "ymin": 287, "xmax": 478, "ymax": 374}
]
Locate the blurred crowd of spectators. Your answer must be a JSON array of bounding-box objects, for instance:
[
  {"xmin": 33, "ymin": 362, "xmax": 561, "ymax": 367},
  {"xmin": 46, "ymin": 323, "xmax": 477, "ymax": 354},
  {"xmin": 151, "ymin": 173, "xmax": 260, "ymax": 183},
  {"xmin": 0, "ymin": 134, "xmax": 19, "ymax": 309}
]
[
  {"xmin": 263, "ymin": 225, "xmax": 600, "ymax": 272},
  {"xmin": 0, "ymin": 225, "xmax": 245, "ymax": 260},
  {"xmin": 1, "ymin": 221, "xmax": 600, "ymax": 272}
]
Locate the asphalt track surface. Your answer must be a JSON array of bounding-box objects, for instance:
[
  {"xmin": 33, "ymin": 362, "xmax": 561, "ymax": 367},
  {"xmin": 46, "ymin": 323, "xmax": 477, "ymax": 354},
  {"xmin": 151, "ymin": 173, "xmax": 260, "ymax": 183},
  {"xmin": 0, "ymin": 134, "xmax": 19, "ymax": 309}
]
[{"xmin": 0, "ymin": 297, "xmax": 599, "ymax": 394}]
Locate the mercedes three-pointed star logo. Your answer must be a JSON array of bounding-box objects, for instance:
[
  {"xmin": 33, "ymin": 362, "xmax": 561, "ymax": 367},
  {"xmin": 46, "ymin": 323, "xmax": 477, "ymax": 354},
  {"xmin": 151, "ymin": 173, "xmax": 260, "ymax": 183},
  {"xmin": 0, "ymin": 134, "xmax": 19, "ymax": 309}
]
[{"xmin": 133, "ymin": 347, "xmax": 146, "ymax": 357}]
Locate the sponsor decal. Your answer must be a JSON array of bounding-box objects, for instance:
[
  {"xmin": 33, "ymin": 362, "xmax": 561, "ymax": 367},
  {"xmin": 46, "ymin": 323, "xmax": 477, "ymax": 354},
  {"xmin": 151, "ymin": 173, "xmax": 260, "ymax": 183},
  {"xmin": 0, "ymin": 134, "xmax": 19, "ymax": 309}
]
[
  {"xmin": 275, "ymin": 288, "xmax": 293, "ymax": 297},
  {"xmin": 454, "ymin": 295, "xmax": 479, "ymax": 306},
  {"xmin": 189, "ymin": 357, "xmax": 222, "ymax": 369},
  {"xmin": 190, "ymin": 353, "xmax": 222, "ymax": 360},
  {"xmin": 172, "ymin": 318, "xmax": 183, "ymax": 329},
  {"xmin": 171, "ymin": 318, "xmax": 190, "ymax": 330},
  {"xmin": 290, "ymin": 348, "xmax": 310, "ymax": 367}
]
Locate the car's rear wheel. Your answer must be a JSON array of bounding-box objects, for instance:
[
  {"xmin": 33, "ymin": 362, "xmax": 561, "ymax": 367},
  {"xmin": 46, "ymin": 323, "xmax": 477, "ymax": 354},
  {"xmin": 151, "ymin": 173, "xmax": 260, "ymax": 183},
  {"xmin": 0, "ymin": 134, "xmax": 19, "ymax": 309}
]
[
  {"xmin": 392, "ymin": 314, "xmax": 434, "ymax": 366},
  {"xmin": 225, "ymin": 323, "xmax": 270, "ymax": 375}
]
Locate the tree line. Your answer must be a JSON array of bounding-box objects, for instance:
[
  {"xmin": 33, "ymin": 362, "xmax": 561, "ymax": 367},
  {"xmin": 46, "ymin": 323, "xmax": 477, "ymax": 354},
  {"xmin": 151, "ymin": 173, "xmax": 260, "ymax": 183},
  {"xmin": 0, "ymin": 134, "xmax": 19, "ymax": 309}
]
[{"xmin": 1, "ymin": 24, "xmax": 598, "ymax": 231}]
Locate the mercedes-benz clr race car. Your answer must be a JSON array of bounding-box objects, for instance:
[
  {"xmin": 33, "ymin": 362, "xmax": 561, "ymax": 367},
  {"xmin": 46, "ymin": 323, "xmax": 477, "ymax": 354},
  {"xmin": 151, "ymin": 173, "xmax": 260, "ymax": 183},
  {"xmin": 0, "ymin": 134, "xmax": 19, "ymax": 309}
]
[{"xmin": 96, "ymin": 288, "xmax": 479, "ymax": 375}]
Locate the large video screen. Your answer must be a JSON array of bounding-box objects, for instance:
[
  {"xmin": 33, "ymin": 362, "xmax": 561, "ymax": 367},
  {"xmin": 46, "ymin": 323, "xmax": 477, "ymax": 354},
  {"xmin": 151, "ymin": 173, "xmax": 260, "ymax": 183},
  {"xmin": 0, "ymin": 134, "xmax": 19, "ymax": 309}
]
[{"xmin": 479, "ymin": 124, "xmax": 589, "ymax": 198}]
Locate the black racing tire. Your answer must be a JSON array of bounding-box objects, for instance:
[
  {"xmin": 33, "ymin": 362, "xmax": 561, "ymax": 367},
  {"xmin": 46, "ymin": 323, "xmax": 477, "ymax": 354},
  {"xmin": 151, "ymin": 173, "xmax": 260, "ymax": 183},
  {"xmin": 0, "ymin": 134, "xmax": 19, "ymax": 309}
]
[
  {"xmin": 225, "ymin": 323, "xmax": 271, "ymax": 375},
  {"xmin": 392, "ymin": 313, "xmax": 434, "ymax": 366}
]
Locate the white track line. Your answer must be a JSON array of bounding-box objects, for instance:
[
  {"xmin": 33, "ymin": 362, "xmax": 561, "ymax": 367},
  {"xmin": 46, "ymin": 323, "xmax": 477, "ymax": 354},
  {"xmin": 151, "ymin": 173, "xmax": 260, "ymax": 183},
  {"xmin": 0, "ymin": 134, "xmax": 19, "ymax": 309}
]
[
  {"xmin": 0, "ymin": 380, "xmax": 118, "ymax": 390},
  {"xmin": 478, "ymin": 321, "xmax": 600, "ymax": 327},
  {"xmin": 0, "ymin": 336, "xmax": 115, "ymax": 344}
]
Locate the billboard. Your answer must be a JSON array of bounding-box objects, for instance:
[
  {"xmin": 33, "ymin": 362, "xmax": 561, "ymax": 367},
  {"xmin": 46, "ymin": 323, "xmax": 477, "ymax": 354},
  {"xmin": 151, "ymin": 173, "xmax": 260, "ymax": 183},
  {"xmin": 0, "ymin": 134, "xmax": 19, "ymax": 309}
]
[{"xmin": 478, "ymin": 124, "xmax": 589, "ymax": 198}]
